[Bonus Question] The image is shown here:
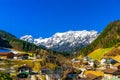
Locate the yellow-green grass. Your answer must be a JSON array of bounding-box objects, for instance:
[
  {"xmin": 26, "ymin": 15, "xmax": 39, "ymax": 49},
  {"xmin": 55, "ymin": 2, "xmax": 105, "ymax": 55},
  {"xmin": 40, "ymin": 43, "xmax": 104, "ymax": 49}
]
[
  {"xmin": 11, "ymin": 59, "xmax": 43, "ymax": 72},
  {"xmin": 88, "ymin": 48, "xmax": 112, "ymax": 60}
]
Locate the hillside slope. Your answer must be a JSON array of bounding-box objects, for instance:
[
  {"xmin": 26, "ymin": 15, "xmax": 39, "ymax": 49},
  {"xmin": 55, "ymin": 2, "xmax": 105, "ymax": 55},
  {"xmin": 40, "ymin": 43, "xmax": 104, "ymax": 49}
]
[
  {"xmin": 0, "ymin": 30, "xmax": 54, "ymax": 55},
  {"xmin": 105, "ymin": 43, "xmax": 120, "ymax": 57},
  {"xmin": 88, "ymin": 48, "xmax": 113, "ymax": 60},
  {"xmin": 79, "ymin": 20, "xmax": 120, "ymax": 56},
  {"xmin": 88, "ymin": 43, "xmax": 120, "ymax": 61},
  {"xmin": 0, "ymin": 37, "xmax": 12, "ymax": 48},
  {"xmin": 0, "ymin": 30, "xmax": 70, "ymax": 57}
]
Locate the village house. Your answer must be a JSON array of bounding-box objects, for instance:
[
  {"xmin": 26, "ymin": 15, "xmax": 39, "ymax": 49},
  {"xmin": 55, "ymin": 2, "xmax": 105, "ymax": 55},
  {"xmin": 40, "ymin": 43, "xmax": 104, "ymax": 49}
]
[
  {"xmin": 14, "ymin": 53, "xmax": 29, "ymax": 60},
  {"xmin": 83, "ymin": 56, "xmax": 91, "ymax": 61},
  {"xmin": 53, "ymin": 67, "xmax": 63, "ymax": 80},
  {"xmin": 40, "ymin": 66, "xmax": 53, "ymax": 80},
  {"xmin": 103, "ymin": 68, "xmax": 120, "ymax": 79},
  {"xmin": 0, "ymin": 52, "xmax": 14, "ymax": 59},
  {"xmin": 101, "ymin": 58, "xmax": 117, "ymax": 64},
  {"xmin": 100, "ymin": 58, "xmax": 107, "ymax": 66},
  {"xmin": 65, "ymin": 70, "xmax": 77, "ymax": 80},
  {"xmin": 40, "ymin": 67, "xmax": 52, "ymax": 75},
  {"xmin": 0, "ymin": 52, "xmax": 29, "ymax": 60},
  {"xmin": 100, "ymin": 58, "xmax": 118, "ymax": 69},
  {"xmin": 17, "ymin": 72, "xmax": 31, "ymax": 79},
  {"xmin": 72, "ymin": 58, "xmax": 83, "ymax": 67},
  {"xmin": 17, "ymin": 64, "xmax": 32, "ymax": 79},
  {"xmin": 62, "ymin": 68, "xmax": 78, "ymax": 80},
  {"xmin": 17, "ymin": 64, "xmax": 32, "ymax": 73}
]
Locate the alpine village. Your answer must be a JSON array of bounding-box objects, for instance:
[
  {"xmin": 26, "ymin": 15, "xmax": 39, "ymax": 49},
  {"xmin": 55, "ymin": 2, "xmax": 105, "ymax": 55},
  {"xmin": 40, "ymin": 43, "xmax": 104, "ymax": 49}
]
[{"xmin": 0, "ymin": 21, "xmax": 120, "ymax": 80}]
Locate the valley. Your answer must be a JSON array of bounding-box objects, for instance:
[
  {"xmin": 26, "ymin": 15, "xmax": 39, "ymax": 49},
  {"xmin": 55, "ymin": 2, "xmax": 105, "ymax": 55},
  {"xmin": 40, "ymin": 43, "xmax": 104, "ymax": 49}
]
[{"xmin": 0, "ymin": 20, "xmax": 120, "ymax": 80}]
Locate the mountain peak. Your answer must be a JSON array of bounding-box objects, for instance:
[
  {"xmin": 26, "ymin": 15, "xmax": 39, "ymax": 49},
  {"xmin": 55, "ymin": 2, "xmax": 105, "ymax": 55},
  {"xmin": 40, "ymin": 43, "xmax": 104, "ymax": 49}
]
[
  {"xmin": 20, "ymin": 35, "xmax": 34, "ymax": 43},
  {"xmin": 20, "ymin": 30, "xmax": 98, "ymax": 52}
]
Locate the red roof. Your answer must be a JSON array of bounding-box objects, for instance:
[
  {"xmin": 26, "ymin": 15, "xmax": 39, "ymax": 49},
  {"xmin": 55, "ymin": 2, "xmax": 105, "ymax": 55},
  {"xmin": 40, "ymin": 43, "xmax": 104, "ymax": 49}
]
[
  {"xmin": 0, "ymin": 52, "xmax": 14, "ymax": 58},
  {"xmin": 0, "ymin": 52, "xmax": 14, "ymax": 56}
]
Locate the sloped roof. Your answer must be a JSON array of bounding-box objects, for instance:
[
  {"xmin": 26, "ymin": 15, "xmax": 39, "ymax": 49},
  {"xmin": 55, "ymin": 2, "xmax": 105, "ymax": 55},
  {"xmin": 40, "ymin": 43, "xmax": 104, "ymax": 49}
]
[
  {"xmin": 86, "ymin": 73, "xmax": 102, "ymax": 80},
  {"xmin": 0, "ymin": 52, "xmax": 14, "ymax": 56},
  {"xmin": 103, "ymin": 69, "xmax": 118, "ymax": 74}
]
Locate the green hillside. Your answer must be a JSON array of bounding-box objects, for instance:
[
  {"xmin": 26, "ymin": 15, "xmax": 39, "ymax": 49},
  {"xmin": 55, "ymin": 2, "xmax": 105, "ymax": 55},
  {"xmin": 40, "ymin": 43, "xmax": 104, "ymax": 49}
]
[
  {"xmin": 0, "ymin": 30, "xmax": 44, "ymax": 52},
  {"xmin": 0, "ymin": 37, "xmax": 12, "ymax": 48},
  {"xmin": 88, "ymin": 43, "xmax": 120, "ymax": 61},
  {"xmin": 105, "ymin": 43, "xmax": 120, "ymax": 56},
  {"xmin": 0, "ymin": 30, "xmax": 69, "ymax": 58},
  {"xmin": 88, "ymin": 48, "xmax": 112, "ymax": 60},
  {"xmin": 79, "ymin": 20, "xmax": 120, "ymax": 56},
  {"xmin": 0, "ymin": 71, "xmax": 13, "ymax": 80}
]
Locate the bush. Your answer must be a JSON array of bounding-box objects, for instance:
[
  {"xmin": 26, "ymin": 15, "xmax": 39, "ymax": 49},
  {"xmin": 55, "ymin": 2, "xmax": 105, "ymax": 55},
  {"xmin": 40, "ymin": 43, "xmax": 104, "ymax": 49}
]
[{"xmin": 0, "ymin": 71, "xmax": 13, "ymax": 80}]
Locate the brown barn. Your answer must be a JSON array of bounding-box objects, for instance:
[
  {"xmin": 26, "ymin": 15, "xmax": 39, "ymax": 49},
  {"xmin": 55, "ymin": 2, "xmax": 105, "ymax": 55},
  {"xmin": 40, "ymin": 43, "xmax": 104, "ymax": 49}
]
[
  {"xmin": 0, "ymin": 52, "xmax": 14, "ymax": 59},
  {"xmin": 103, "ymin": 69, "xmax": 120, "ymax": 79}
]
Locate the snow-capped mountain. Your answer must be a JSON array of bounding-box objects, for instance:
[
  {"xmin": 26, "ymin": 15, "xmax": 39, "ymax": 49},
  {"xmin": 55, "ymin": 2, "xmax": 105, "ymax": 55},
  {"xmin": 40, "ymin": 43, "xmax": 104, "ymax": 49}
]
[
  {"xmin": 20, "ymin": 35, "xmax": 34, "ymax": 43},
  {"xmin": 20, "ymin": 30, "xmax": 98, "ymax": 52}
]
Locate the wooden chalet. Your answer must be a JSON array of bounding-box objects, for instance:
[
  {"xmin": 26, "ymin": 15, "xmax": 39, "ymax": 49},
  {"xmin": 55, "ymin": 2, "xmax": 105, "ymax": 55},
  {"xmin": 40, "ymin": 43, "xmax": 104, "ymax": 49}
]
[
  {"xmin": 0, "ymin": 52, "xmax": 14, "ymax": 59},
  {"xmin": 103, "ymin": 68, "xmax": 120, "ymax": 79},
  {"xmin": 14, "ymin": 54, "xmax": 29, "ymax": 60},
  {"xmin": 17, "ymin": 64, "xmax": 32, "ymax": 73}
]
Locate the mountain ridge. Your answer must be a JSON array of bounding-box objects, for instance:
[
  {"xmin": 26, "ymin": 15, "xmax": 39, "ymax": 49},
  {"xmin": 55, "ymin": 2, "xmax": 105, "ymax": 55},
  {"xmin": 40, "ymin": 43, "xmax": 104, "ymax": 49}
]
[
  {"xmin": 20, "ymin": 30, "xmax": 98, "ymax": 52},
  {"xmin": 0, "ymin": 30, "xmax": 55, "ymax": 55}
]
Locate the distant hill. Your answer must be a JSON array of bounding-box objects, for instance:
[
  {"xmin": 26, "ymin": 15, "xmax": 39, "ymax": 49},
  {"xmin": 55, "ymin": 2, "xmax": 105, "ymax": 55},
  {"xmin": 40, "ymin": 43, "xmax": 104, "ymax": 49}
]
[
  {"xmin": 0, "ymin": 30, "xmax": 15, "ymax": 48},
  {"xmin": 0, "ymin": 30, "xmax": 51, "ymax": 54},
  {"xmin": 0, "ymin": 30, "xmax": 69, "ymax": 56},
  {"xmin": 0, "ymin": 37, "xmax": 12, "ymax": 48},
  {"xmin": 79, "ymin": 20, "xmax": 120, "ymax": 56}
]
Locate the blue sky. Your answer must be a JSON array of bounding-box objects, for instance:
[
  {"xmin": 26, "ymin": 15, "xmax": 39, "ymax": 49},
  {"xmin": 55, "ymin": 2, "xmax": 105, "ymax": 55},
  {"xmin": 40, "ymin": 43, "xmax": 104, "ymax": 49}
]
[{"xmin": 0, "ymin": 0, "xmax": 120, "ymax": 38}]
